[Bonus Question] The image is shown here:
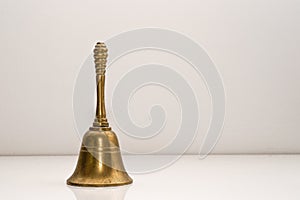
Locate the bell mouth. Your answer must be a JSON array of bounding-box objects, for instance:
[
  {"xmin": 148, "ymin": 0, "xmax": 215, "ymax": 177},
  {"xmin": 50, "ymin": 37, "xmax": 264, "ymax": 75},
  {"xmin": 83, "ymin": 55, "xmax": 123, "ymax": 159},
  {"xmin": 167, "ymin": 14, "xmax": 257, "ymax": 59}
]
[{"xmin": 66, "ymin": 177, "xmax": 133, "ymax": 187}]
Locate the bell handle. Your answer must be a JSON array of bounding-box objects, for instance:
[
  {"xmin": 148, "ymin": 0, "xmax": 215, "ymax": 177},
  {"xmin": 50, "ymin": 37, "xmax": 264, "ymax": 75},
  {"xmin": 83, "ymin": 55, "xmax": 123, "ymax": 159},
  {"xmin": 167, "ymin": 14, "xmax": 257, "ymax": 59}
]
[{"xmin": 93, "ymin": 42, "xmax": 109, "ymax": 127}]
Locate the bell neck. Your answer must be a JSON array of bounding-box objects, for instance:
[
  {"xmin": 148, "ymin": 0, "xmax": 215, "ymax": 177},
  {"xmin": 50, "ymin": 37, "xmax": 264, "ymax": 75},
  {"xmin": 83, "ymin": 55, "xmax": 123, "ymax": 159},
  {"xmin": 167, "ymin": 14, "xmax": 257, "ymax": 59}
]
[{"xmin": 93, "ymin": 74, "xmax": 110, "ymax": 128}]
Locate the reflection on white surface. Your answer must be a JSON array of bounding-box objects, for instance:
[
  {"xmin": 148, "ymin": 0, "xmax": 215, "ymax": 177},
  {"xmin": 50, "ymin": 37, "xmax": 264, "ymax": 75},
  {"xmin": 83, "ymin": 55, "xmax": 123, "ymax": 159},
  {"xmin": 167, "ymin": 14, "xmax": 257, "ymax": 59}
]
[
  {"xmin": 68, "ymin": 185, "xmax": 130, "ymax": 200},
  {"xmin": 1, "ymin": 156, "xmax": 300, "ymax": 199}
]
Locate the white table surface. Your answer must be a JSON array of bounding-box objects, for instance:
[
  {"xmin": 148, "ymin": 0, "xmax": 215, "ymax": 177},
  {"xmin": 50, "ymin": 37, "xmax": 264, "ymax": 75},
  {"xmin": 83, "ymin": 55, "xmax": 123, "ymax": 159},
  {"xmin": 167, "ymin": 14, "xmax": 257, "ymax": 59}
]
[{"xmin": 0, "ymin": 155, "xmax": 299, "ymax": 200}]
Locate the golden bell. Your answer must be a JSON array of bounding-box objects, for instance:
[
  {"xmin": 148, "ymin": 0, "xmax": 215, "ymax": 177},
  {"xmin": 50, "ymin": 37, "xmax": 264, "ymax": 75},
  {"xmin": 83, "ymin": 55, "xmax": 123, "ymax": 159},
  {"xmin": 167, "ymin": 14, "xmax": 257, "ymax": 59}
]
[{"xmin": 67, "ymin": 42, "xmax": 133, "ymax": 187}]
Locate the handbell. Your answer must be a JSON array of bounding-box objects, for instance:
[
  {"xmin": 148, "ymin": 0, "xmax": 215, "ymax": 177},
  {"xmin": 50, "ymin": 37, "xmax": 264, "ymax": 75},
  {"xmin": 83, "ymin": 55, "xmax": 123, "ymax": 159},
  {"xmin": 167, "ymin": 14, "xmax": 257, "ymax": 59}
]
[{"xmin": 67, "ymin": 42, "xmax": 133, "ymax": 187}]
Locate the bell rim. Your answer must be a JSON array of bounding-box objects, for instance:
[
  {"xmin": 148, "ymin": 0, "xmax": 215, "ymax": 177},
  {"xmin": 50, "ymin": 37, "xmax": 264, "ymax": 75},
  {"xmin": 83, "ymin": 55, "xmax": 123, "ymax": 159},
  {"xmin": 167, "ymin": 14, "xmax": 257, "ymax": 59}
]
[{"xmin": 66, "ymin": 179, "xmax": 133, "ymax": 187}]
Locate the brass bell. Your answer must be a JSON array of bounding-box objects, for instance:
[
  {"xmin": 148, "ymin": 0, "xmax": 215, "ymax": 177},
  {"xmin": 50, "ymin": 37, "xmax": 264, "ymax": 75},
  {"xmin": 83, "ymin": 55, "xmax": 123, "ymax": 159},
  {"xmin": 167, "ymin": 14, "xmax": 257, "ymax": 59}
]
[{"xmin": 67, "ymin": 42, "xmax": 133, "ymax": 187}]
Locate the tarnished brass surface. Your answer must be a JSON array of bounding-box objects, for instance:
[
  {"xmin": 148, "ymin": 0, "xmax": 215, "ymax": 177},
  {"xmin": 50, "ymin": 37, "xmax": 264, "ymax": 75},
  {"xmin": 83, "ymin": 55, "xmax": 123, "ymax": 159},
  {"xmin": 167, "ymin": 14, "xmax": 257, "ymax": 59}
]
[{"xmin": 67, "ymin": 42, "xmax": 133, "ymax": 187}]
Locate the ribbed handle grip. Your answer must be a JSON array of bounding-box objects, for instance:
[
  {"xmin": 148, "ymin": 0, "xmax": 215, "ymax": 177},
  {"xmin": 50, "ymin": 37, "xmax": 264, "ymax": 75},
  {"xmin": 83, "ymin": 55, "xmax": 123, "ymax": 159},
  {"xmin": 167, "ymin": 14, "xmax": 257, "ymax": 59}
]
[{"xmin": 93, "ymin": 42, "xmax": 108, "ymax": 75}]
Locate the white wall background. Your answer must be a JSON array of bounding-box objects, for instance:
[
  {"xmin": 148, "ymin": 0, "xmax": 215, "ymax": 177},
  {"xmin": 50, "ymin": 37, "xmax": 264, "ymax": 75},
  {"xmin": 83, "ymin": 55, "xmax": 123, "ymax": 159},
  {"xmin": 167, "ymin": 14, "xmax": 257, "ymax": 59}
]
[{"xmin": 0, "ymin": 0, "xmax": 299, "ymax": 155}]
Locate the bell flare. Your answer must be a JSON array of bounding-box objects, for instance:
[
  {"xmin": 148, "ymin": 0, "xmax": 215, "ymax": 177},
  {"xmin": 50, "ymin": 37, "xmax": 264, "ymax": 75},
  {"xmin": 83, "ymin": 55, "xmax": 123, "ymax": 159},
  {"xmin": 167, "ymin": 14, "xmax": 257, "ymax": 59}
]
[{"xmin": 67, "ymin": 128, "xmax": 133, "ymax": 187}]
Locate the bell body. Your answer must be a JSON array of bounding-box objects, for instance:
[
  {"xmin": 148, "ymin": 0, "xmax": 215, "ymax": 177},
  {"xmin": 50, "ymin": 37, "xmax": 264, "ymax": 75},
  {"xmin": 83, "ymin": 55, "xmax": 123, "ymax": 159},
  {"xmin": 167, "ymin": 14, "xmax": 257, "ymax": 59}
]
[{"xmin": 67, "ymin": 127, "xmax": 133, "ymax": 187}]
